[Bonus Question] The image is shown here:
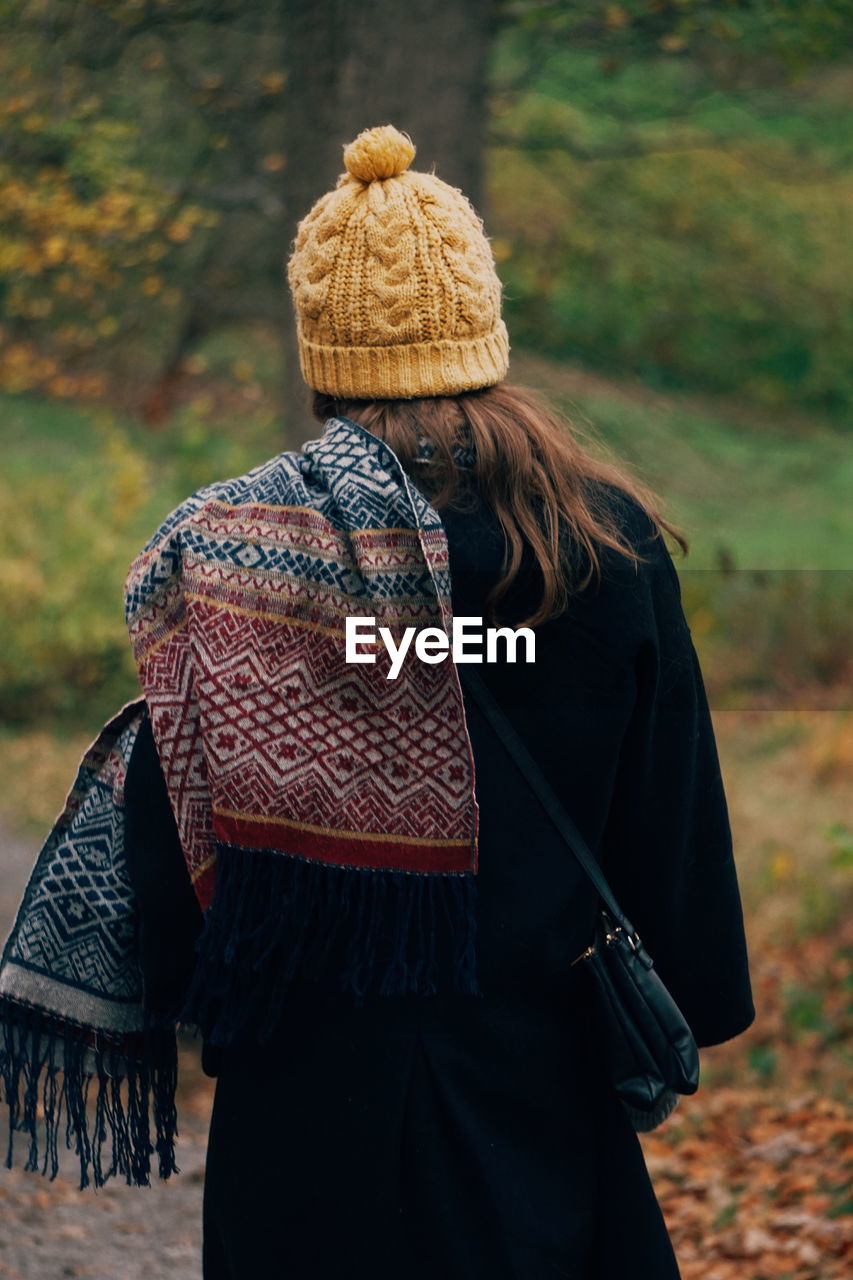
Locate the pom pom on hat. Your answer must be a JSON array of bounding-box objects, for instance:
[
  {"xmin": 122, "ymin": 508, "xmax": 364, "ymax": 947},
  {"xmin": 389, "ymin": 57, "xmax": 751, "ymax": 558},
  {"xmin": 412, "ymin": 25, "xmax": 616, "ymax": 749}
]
[{"xmin": 343, "ymin": 125, "xmax": 416, "ymax": 183}]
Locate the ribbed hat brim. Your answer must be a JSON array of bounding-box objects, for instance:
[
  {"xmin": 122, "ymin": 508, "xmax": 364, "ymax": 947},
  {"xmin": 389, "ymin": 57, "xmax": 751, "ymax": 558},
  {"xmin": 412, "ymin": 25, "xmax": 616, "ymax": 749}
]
[{"xmin": 297, "ymin": 322, "xmax": 510, "ymax": 400}]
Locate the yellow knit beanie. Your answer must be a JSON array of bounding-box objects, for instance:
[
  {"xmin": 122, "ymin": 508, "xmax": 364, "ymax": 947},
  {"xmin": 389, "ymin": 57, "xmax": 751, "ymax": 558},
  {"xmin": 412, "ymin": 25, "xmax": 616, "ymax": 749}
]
[{"xmin": 287, "ymin": 124, "xmax": 510, "ymax": 400}]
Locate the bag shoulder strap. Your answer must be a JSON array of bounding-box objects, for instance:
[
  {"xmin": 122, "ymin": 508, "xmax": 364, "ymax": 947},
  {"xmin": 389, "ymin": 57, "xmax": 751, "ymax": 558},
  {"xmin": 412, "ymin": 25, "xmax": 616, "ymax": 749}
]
[{"xmin": 459, "ymin": 666, "xmax": 635, "ymax": 935}]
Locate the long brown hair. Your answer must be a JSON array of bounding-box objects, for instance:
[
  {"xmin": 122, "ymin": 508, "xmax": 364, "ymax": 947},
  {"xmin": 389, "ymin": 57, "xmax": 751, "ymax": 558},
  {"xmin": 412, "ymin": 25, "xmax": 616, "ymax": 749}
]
[{"xmin": 313, "ymin": 382, "xmax": 687, "ymax": 630}]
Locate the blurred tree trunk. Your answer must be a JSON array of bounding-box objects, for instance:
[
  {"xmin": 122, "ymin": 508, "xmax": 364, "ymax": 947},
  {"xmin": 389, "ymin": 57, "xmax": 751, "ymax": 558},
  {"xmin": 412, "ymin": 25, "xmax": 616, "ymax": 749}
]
[{"xmin": 280, "ymin": 0, "xmax": 494, "ymax": 444}]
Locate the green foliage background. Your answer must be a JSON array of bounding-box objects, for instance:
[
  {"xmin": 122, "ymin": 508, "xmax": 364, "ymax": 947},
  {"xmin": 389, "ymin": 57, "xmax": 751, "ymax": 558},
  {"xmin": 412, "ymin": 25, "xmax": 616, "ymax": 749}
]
[
  {"xmin": 1, "ymin": 3, "xmax": 852, "ymax": 413},
  {"xmin": 489, "ymin": 43, "xmax": 853, "ymax": 412},
  {"xmin": 0, "ymin": 1, "xmax": 851, "ymax": 730}
]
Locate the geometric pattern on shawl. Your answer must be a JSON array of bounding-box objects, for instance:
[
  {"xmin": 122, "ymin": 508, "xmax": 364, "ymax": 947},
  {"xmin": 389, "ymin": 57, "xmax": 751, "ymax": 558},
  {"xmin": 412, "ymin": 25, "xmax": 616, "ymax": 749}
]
[
  {"xmin": 0, "ymin": 701, "xmax": 147, "ymax": 1034},
  {"xmin": 125, "ymin": 416, "xmax": 480, "ymax": 910}
]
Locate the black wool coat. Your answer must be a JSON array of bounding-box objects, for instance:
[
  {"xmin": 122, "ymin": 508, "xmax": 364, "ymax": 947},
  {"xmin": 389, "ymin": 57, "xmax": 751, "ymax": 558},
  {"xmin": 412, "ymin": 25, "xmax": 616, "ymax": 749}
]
[{"xmin": 124, "ymin": 480, "xmax": 754, "ymax": 1280}]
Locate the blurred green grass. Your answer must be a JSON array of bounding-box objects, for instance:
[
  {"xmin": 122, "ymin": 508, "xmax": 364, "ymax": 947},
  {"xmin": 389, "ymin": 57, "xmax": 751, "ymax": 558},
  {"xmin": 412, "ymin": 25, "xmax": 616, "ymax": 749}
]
[{"xmin": 515, "ymin": 353, "xmax": 853, "ymax": 571}]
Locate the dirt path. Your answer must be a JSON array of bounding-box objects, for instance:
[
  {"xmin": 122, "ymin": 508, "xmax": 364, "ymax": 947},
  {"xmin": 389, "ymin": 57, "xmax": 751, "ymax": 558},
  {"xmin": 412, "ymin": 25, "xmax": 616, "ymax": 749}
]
[{"xmin": 0, "ymin": 823, "xmax": 213, "ymax": 1280}]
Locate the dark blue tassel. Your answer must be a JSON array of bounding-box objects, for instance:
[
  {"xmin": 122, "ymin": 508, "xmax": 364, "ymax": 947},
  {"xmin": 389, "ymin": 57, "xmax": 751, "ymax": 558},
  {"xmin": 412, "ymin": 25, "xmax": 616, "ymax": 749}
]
[
  {"xmin": 178, "ymin": 844, "xmax": 481, "ymax": 1047},
  {"xmin": 0, "ymin": 998, "xmax": 178, "ymax": 1189}
]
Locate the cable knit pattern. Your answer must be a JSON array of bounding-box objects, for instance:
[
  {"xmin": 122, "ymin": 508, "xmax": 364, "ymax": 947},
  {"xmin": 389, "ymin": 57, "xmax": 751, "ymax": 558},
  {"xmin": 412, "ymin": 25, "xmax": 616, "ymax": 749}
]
[{"xmin": 287, "ymin": 124, "xmax": 509, "ymax": 399}]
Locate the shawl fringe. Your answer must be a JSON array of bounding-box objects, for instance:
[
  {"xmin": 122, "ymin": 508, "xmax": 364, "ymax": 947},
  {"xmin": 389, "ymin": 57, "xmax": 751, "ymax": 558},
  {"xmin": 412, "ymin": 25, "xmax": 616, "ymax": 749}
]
[
  {"xmin": 179, "ymin": 845, "xmax": 481, "ymax": 1046},
  {"xmin": 0, "ymin": 998, "xmax": 178, "ymax": 1189}
]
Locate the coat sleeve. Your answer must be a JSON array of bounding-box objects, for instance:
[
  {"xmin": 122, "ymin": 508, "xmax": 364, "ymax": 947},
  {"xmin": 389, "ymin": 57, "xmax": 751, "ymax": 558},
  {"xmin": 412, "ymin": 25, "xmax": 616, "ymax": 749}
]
[
  {"xmin": 597, "ymin": 535, "xmax": 755, "ymax": 1049},
  {"xmin": 124, "ymin": 712, "xmax": 204, "ymax": 1022}
]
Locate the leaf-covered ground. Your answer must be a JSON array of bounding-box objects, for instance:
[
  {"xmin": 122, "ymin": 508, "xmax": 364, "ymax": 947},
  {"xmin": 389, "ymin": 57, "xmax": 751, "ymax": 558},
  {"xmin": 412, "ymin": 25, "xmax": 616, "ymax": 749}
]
[
  {"xmin": 644, "ymin": 708, "xmax": 853, "ymax": 1279},
  {"xmin": 643, "ymin": 922, "xmax": 852, "ymax": 1279},
  {"xmin": 645, "ymin": 1087, "xmax": 852, "ymax": 1278}
]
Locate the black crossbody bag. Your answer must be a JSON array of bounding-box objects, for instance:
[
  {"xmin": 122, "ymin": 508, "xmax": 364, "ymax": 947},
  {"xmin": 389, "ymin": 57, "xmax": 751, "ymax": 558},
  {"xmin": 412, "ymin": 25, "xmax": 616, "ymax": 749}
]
[{"xmin": 459, "ymin": 666, "xmax": 700, "ymax": 1124}]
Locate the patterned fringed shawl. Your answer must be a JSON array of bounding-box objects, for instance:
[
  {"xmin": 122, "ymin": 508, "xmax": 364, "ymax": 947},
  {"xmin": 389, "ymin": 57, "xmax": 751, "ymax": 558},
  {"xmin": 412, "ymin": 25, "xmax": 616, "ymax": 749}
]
[{"xmin": 0, "ymin": 416, "xmax": 482, "ymax": 1188}]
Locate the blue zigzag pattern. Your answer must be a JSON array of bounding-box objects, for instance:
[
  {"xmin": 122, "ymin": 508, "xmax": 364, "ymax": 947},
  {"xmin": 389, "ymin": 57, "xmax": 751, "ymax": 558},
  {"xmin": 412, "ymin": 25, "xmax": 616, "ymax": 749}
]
[
  {"xmin": 0, "ymin": 705, "xmax": 146, "ymax": 1028},
  {"xmin": 126, "ymin": 417, "xmax": 451, "ymax": 624}
]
